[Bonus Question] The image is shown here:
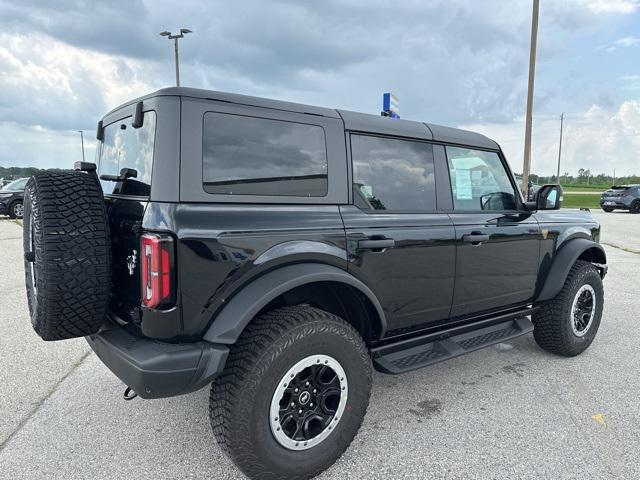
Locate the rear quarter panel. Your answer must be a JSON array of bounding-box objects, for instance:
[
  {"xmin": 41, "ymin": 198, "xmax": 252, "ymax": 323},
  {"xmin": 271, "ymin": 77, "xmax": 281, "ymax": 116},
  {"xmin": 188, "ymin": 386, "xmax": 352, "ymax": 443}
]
[{"xmin": 143, "ymin": 202, "xmax": 347, "ymax": 338}]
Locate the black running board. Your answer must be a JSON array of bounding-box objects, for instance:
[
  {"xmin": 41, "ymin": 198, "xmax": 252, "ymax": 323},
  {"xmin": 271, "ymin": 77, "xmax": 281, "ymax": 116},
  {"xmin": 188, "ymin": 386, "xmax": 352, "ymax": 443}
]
[{"xmin": 372, "ymin": 317, "xmax": 534, "ymax": 374}]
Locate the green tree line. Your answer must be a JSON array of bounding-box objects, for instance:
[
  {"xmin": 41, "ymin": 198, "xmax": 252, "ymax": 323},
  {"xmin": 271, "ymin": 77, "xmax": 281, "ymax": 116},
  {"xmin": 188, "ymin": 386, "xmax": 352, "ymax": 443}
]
[
  {"xmin": 0, "ymin": 166, "xmax": 66, "ymax": 179},
  {"xmin": 516, "ymin": 170, "xmax": 639, "ymax": 187}
]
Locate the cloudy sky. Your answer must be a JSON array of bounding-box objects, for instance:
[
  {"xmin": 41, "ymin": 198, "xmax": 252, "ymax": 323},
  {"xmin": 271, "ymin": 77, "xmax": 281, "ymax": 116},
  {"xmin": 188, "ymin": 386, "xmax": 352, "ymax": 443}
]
[{"xmin": 1, "ymin": 0, "xmax": 639, "ymax": 176}]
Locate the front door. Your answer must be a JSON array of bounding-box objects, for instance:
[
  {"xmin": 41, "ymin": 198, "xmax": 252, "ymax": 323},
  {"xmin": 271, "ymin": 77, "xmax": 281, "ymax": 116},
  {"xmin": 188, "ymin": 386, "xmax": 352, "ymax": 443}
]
[
  {"xmin": 444, "ymin": 146, "xmax": 541, "ymax": 317},
  {"xmin": 342, "ymin": 134, "xmax": 456, "ymax": 334}
]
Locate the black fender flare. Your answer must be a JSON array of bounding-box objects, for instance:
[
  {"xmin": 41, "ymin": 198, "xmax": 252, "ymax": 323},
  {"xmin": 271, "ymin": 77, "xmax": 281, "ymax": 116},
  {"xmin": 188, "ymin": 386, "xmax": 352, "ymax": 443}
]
[
  {"xmin": 202, "ymin": 263, "xmax": 387, "ymax": 344},
  {"xmin": 536, "ymin": 238, "xmax": 606, "ymax": 302}
]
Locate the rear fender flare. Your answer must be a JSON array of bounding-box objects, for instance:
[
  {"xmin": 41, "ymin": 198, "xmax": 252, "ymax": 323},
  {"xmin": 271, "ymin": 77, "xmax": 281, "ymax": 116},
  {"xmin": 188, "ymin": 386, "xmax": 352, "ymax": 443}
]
[
  {"xmin": 202, "ymin": 263, "xmax": 387, "ymax": 344},
  {"xmin": 536, "ymin": 238, "xmax": 606, "ymax": 302}
]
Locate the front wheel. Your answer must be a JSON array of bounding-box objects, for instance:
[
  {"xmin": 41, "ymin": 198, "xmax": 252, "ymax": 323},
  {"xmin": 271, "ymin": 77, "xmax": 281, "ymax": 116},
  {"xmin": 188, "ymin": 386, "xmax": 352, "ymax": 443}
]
[
  {"xmin": 210, "ymin": 306, "xmax": 372, "ymax": 480},
  {"xmin": 532, "ymin": 260, "xmax": 604, "ymax": 356},
  {"xmin": 630, "ymin": 200, "xmax": 640, "ymax": 214}
]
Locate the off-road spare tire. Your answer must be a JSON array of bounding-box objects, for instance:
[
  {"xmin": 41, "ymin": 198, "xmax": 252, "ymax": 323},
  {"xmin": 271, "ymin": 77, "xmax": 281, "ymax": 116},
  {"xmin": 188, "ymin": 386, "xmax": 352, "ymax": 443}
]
[{"xmin": 23, "ymin": 171, "xmax": 111, "ymax": 341}]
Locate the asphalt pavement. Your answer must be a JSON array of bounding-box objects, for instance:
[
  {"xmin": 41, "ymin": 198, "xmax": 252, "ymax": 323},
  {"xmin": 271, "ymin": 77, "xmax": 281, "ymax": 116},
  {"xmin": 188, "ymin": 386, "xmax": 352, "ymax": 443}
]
[{"xmin": 1, "ymin": 211, "xmax": 639, "ymax": 479}]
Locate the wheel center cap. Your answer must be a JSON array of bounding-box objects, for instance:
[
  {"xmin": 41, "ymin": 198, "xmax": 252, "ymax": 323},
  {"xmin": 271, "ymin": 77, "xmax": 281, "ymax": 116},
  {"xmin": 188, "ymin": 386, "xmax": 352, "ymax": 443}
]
[{"xmin": 299, "ymin": 391, "xmax": 311, "ymax": 405}]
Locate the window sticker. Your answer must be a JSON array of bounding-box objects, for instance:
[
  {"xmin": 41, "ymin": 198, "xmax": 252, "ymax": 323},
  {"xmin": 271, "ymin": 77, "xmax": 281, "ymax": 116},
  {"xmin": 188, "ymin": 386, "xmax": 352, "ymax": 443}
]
[{"xmin": 455, "ymin": 169, "xmax": 473, "ymax": 200}]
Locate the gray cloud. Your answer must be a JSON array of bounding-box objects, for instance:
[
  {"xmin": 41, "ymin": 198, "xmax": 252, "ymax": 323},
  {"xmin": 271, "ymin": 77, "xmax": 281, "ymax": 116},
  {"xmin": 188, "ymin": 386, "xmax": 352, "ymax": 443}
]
[{"xmin": 0, "ymin": 0, "xmax": 637, "ymax": 174}]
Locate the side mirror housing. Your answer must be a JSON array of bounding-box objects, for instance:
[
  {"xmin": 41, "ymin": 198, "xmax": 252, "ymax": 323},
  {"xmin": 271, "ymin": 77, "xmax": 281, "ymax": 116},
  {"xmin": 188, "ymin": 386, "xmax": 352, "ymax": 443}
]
[{"xmin": 535, "ymin": 184, "xmax": 563, "ymax": 210}]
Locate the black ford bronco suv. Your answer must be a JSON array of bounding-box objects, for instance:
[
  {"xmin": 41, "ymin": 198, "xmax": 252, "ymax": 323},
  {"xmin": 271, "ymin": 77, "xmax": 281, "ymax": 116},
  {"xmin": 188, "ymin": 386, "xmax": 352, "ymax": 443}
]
[{"xmin": 23, "ymin": 88, "xmax": 607, "ymax": 480}]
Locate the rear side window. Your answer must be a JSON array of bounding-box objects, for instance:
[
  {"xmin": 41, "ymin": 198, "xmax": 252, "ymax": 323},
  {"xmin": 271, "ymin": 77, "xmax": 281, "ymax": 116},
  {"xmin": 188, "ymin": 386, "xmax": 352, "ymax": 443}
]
[
  {"xmin": 202, "ymin": 112, "xmax": 328, "ymax": 197},
  {"xmin": 98, "ymin": 112, "xmax": 157, "ymax": 196},
  {"xmin": 351, "ymin": 135, "xmax": 436, "ymax": 211},
  {"xmin": 446, "ymin": 146, "xmax": 517, "ymax": 211}
]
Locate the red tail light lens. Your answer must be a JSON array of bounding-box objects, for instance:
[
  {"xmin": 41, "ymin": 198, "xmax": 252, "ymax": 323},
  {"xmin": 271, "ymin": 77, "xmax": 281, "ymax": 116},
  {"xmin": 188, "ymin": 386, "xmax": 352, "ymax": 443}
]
[{"xmin": 140, "ymin": 233, "xmax": 175, "ymax": 309}]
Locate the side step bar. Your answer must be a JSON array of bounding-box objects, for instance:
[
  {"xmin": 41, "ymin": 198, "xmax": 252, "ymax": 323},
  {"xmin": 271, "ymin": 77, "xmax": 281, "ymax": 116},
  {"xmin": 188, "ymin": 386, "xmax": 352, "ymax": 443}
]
[{"xmin": 372, "ymin": 317, "xmax": 534, "ymax": 374}]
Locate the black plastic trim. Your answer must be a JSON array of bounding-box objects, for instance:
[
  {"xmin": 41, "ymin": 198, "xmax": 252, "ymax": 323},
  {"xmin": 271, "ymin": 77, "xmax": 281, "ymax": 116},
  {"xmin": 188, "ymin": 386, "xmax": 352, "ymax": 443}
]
[
  {"xmin": 202, "ymin": 263, "xmax": 387, "ymax": 344},
  {"xmin": 536, "ymin": 238, "xmax": 607, "ymax": 302},
  {"xmin": 373, "ymin": 317, "xmax": 533, "ymax": 374},
  {"xmin": 86, "ymin": 328, "xmax": 229, "ymax": 399}
]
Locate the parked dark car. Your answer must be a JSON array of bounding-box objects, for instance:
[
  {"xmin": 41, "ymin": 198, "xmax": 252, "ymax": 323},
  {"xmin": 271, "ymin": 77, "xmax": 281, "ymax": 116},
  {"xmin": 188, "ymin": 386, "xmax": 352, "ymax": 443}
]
[
  {"xmin": 21, "ymin": 88, "xmax": 606, "ymax": 480},
  {"xmin": 600, "ymin": 184, "xmax": 640, "ymax": 213},
  {"xmin": 0, "ymin": 177, "xmax": 27, "ymax": 219}
]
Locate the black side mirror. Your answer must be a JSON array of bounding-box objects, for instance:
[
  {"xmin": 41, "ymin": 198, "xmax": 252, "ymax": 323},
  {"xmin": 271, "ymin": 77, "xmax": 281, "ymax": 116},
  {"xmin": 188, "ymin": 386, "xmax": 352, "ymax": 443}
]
[
  {"xmin": 480, "ymin": 191, "xmax": 517, "ymax": 211},
  {"xmin": 535, "ymin": 184, "xmax": 563, "ymax": 210}
]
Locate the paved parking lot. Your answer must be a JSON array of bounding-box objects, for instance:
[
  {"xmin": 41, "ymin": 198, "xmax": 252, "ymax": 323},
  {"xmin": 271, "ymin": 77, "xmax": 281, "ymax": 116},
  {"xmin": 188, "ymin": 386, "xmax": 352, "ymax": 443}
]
[{"xmin": 1, "ymin": 211, "xmax": 639, "ymax": 479}]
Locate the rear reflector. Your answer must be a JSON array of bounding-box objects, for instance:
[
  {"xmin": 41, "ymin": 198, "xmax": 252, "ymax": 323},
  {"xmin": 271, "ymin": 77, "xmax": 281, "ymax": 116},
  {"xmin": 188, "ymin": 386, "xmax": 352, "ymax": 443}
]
[{"xmin": 140, "ymin": 233, "xmax": 174, "ymax": 309}]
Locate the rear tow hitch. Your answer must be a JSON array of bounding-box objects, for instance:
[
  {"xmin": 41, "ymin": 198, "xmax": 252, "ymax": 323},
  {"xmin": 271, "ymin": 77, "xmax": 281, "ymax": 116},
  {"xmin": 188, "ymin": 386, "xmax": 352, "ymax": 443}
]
[{"xmin": 123, "ymin": 386, "xmax": 138, "ymax": 401}]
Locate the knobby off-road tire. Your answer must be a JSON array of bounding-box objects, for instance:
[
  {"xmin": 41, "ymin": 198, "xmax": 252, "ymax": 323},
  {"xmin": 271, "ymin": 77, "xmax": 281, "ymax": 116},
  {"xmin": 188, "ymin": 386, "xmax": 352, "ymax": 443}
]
[
  {"xmin": 210, "ymin": 306, "xmax": 372, "ymax": 480},
  {"xmin": 532, "ymin": 260, "xmax": 604, "ymax": 357},
  {"xmin": 23, "ymin": 171, "xmax": 111, "ymax": 341}
]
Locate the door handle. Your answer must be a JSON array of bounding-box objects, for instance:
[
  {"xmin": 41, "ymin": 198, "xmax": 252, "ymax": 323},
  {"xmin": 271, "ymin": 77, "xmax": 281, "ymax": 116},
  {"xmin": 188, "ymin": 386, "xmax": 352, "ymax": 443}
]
[
  {"xmin": 462, "ymin": 233, "xmax": 490, "ymax": 245},
  {"xmin": 358, "ymin": 238, "xmax": 395, "ymax": 250}
]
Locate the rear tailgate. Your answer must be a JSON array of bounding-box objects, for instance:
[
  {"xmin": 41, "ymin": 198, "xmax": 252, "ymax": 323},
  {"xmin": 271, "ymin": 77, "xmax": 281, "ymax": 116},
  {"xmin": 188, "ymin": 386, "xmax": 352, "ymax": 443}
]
[{"xmin": 106, "ymin": 197, "xmax": 147, "ymax": 323}]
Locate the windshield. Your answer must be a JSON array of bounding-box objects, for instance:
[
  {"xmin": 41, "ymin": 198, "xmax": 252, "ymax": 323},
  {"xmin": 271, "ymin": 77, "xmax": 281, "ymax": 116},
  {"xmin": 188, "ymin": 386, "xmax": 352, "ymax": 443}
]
[
  {"xmin": 97, "ymin": 111, "xmax": 156, "ymax": 196},
  {"xmin": 1, "ymin": 177, "xmax": 28, "ymax": 191}
]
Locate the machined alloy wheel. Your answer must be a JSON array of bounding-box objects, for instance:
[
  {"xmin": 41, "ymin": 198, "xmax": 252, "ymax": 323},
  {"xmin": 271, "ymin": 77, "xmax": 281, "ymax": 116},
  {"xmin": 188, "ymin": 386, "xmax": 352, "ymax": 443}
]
[
  {"xmin": 571, "ymin": 284, "xmax": 596, "ymax": 337},
  {"xmin": 12, "ymin": 201, "xmax": 24, "ymax": 219},
  {"xmin": 210, "ymin": 305, "xmax": 372, "ymax": 480},
  {"xmin": 270, "ymin": 354, "xmax": 348, "ymax": 451},
  {"xmin": 532, "ymin": 260, "xmax": 604, "ymax": 357}
]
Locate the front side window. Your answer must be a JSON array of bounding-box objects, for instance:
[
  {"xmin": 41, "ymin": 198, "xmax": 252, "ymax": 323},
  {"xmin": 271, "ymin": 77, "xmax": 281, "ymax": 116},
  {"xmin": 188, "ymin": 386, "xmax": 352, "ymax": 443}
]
[
  {"xmin": 446, "ymin": 147, "xmax": 518, "ymax": 211},
  {"xmin": 202, "ymin": 112, "xmax": 328, "ymax": 197},
  {"xmin": 98, "ymin": 111, "xmax": 157, "ymax": 196},
  {"xmin": 351, "ymin": 135, "xmax": 436, "ymax": 211}
]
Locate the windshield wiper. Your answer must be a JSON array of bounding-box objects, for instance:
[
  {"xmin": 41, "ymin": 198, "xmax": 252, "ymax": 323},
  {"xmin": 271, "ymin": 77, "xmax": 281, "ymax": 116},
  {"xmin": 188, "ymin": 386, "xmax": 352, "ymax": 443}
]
[{"xmin": 99, "ymin": 168, "xmax": 138, "ymax": 182}]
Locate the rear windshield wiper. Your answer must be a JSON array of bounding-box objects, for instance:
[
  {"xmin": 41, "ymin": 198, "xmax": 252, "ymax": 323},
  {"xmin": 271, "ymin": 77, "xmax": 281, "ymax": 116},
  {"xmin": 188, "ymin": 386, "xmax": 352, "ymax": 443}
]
[{"xmin": 100, "ymin": 168, "xmax": 138, "ymax": 182}]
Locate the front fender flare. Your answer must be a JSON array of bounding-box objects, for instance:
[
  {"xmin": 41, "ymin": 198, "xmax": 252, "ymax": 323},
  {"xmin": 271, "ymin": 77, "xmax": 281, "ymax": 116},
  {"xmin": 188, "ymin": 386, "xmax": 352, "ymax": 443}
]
[
  {"xmin": 202, "ymin": 263, "xmax": 387, "ymax": 344},
  {"xmin": 536, "ymin": 238, "xmax": 606, "ymax": 302}
]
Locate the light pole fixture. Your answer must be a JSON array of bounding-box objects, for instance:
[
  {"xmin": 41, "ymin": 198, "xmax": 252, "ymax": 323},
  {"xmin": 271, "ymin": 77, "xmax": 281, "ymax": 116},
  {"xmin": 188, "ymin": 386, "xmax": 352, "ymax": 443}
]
[
  {"xmin": 77, "ymin": 130, "xmax": 85, "ymax": 162},
  {"xmin": 159, "ymin": 28, "xmax": 192, "ymax": 87},
  {"xmin": 521, "ymin": 0, "xmax": 539, "ymax": 199}
]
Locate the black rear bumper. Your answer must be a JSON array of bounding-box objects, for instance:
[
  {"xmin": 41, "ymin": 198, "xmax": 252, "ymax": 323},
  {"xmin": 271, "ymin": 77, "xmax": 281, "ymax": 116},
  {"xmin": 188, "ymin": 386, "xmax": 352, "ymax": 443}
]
[{"xmin": 86, "ymin": 328, "xmax": 229, "ymax": 399}]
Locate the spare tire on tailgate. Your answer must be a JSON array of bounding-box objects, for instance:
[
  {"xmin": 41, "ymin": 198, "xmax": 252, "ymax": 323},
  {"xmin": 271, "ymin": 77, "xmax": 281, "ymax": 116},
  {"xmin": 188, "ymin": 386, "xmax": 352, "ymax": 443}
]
[{"xmin": 23, "ymin": 170, "xmax": 111, "ymax": 341}]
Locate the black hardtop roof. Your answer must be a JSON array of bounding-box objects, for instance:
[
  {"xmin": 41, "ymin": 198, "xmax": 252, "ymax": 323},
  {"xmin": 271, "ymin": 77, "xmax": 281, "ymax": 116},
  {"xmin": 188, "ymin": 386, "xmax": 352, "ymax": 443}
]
[{"xmin": 107, "ymin": 87, "xmax": 498, "ymax": 150}]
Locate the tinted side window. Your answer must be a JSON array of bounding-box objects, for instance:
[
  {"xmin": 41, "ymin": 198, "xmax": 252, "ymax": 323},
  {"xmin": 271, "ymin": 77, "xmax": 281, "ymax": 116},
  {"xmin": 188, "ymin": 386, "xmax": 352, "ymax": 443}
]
[
  {"xmin": 446, "ymin": 146, "xmax": 517, "ymax": 211},
  {"xmin": 351, "ymin": 135, "xmax": 436, "ymax": 211},
  {"xmin": 202, "ymin": 112, "xmax": 328, "ymax": 197}
]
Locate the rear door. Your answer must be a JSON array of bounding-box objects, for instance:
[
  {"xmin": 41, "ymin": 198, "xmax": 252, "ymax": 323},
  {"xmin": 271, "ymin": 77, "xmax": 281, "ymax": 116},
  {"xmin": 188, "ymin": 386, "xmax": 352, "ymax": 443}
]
[
  {"xmin": 444, "ymin": 146, "xmax": 541, "ymax": 317},
  {"xmin": 341, "ymin": 134, "xmax": 456, "ymax": 334},
  {"xmin": 96, "ymin": 104, "xmax": 159, "ymax": 323}
]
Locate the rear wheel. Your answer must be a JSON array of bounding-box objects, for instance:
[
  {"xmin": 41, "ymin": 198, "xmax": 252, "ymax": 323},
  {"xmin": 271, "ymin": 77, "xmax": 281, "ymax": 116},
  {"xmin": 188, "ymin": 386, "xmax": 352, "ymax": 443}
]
[
  {"xmin": 8, "ymin": 200, "xmax": 23, "ymax": 219},
  {"xmin": 630, "ymin": 200, "xmax": 640, "ymax": 214},
  {"xmin": 532, "ymin": 260, "xmax": 604, "ymax": 356},
  {"xmin": 210, "ymin": 305, "xmax": 372, "ymax": 480},
  {"xmin": 601, "ymin": 207, "xmax": 613, "ymax": 213}
]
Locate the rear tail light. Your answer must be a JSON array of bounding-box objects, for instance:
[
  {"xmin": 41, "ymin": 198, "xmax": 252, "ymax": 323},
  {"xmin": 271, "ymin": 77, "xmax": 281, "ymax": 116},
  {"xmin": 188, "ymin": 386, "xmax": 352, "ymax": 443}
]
[{"xmin": 140, "ymin": 233, "xmax": 175, "ymax": 309}]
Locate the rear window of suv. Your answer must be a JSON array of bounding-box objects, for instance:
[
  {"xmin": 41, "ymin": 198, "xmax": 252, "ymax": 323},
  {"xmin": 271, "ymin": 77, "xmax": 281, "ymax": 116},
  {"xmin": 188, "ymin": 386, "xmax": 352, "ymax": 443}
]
[
  {"xmin": 202, "ymin": 112, "xmax": 328, "ymax": 197},
  {"xmin": 97, "ymin": 112, "xmax": 157, "ymax": 196}
]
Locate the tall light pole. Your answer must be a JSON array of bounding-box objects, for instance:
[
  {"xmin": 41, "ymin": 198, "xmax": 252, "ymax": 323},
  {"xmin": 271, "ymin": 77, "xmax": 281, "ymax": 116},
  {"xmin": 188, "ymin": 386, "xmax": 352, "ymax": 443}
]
[
  {"xmin": 77, "ymin": 130, "xmax": 85, "ymax": 162},
  {"xmin": 556, "ymin": 113, "xmax": 564, "ymax": 183},
  {"xmin": 159, "ymin": 28, "xmax": 192, "ymax": 86},
  {"xmin": 521, "ymin": 0, "xmax": 539, "ymax": 199}
]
